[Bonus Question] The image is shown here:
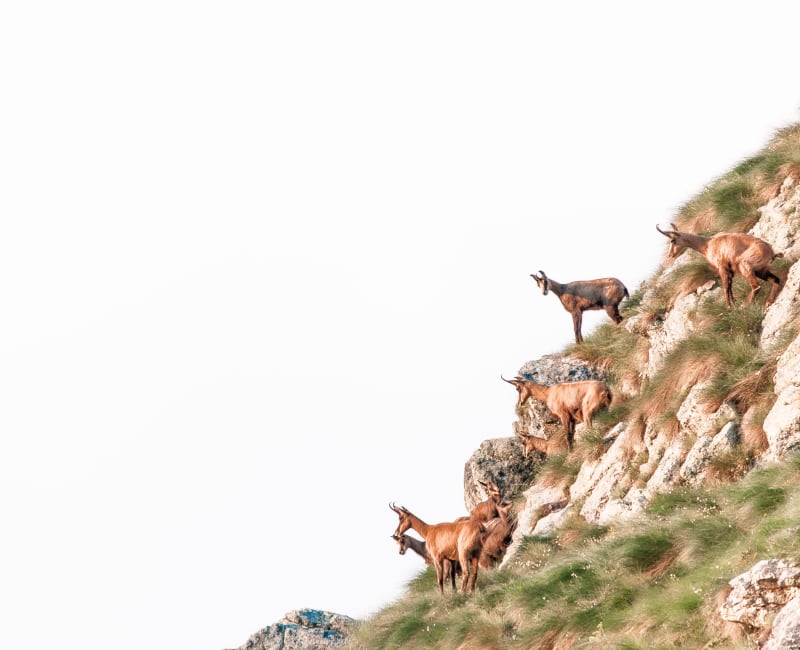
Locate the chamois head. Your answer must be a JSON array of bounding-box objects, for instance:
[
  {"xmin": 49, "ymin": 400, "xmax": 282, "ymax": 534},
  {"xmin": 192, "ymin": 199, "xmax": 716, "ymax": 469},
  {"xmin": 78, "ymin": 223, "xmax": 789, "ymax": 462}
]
[
  {"xmin": 530, "ymin": 270, "xmax": 549, "ymax": 295},
  {"xmin": 389, "ymin": 502, "xmax": 413, "ymax": 538},
  {"xmin": 478, "ymin": 478, "xmax": 502, "ymax": 503},
  {"xmin": 390, "ymin": 533, "xmax": 409, "ymax": 555},
  {"xmin": 656, "ymin": 223, "xmax": 688, "ymax": 260},
  {"xmin": 501, "ymin": 374, "xmax": 533, "ymax": 409}
]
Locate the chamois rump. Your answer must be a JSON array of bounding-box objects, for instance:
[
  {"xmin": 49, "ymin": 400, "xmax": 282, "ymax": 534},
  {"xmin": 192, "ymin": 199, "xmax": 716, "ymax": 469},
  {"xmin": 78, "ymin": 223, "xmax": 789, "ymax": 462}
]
[
  {"xmin": 389, "ymin": 503, "xmax": 484, "ymax": 594},
  {"xmin": 530, "ymin": 271, "xmax": 629, "ymax": 343},
  {"xmin": 501, "ymin": 375, "xmax": 612, "ymax": 451},
  {"xmin": 656, "ymin": 223, "xmax": 782, "ymax": 309}
]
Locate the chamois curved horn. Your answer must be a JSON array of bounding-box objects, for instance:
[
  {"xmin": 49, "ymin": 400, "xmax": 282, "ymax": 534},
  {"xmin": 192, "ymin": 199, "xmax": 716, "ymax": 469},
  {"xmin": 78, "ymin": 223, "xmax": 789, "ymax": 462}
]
[
  {"xmin": 655, "ymin": 223, "xmax": 671, "ymax": 237},
  {"xmin": 389, "ymin": 502, "xmax": 401, "ymax": 514},
  {"xmin": 538, "ymin": 270, "xmax": 549, "ymax": 295},
  {"xmin": 500, "ymin": 374, "xmax": 516, "ymax": 385}
]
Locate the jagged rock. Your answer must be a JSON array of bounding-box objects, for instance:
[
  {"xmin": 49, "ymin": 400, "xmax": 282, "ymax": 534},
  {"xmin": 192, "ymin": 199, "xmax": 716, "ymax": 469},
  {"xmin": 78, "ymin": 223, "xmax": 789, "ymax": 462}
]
[
  {"xmin": 226, "ymin": 609, "xmax": 356, "ymax": 650},
  {"xmin": 676, "ymin": 383, "xmax": 738, "ymax": 438},
  {"xmin": 463, "ymin": 437, "xmax": 542, "ymax": 511},
  {"xmin": 761, "ymin": 261, "xmax": 800, "ymax": 352},
  {"xmin": 763, "ymin": 332, "xmax": 800, "ymax": 461},
  {"xmin": 532, "ymin": 502, "xmax": 573, "ymax": 536},
  {"xmin": 763, "ymin": 594, "xmax": 800, "ymax": 650},
  {"xmin": 752, "ymin": 174, "xmax": 800, "ymax": 263},
  {"xmin": 679, "ymin": 422, "xmax": 740, "ymax": 485},
  {"xmin": 500, "ymin": 484, "xmax": 570, "ymax": 569},
  {"xmin": 719, "ymin": 559, "xmax": 800, "ymax": 630},
  {"xmin": 643, "ymin": 280, "xmax": 717, "ymax": 379}
]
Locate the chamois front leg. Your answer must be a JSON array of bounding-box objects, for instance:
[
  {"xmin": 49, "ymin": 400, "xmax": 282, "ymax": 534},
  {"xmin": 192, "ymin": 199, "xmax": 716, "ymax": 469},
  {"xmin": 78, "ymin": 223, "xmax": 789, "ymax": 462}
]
[
  {"xmin": 718, "ymin": 265, "xmax": 735, "ymax": 307},
  {"xmin": 571, "ymin": 310, "xmax": 583, "ymax": 343},
  {"xmin": 434, "ymin": 559, "xmax": 446, "ymax": 595},
  {"xmin": 561, "ymin": 414, "xmax": 576, "ymax": 450}
]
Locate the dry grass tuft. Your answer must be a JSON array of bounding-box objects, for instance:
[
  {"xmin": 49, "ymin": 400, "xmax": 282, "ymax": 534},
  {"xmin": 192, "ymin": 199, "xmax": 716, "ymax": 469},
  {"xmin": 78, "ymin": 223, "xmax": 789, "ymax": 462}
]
[{"xmin": 725, "ymin": 357, "xmax": 777, "ymax": 414}]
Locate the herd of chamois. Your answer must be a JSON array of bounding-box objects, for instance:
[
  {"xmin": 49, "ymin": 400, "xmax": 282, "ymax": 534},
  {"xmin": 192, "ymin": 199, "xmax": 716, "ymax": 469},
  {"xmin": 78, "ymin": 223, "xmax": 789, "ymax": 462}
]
[{"xmin": 389, "ymin": 222, "xmax": 784, "ymax": 595}]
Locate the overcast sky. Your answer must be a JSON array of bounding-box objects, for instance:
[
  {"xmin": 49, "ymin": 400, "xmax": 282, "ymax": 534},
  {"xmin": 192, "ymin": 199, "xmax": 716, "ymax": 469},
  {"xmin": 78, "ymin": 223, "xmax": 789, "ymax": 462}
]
[{"xmin": 2, "ymin": 2, "xmax": 800, "ymax": 649}]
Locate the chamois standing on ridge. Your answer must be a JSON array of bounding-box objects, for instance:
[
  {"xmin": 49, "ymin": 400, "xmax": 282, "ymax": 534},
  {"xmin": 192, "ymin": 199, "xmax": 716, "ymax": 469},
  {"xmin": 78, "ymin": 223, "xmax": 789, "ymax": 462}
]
[
  {"xmin": 501, "ymin": 375, "xmax": 612, "ymax": 451},
  {"xmin": 656, "ymin": 223, "xmax": 782, "ymax": 309},
  {"xmin": 389, "ymin": 503, "xmax": 484, "ymax": 594},
  {"xmin": 530, "ymin": 271, "xmax": 629, "ymax": 343},
  {"xmin": 390, "ymin": 533, "xmax": 461, "ymax": 591}
]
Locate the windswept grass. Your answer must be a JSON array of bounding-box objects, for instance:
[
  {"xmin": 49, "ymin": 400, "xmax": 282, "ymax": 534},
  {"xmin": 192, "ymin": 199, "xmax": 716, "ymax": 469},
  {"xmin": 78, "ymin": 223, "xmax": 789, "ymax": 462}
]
[{"xmin": 350, "ymin": 456, "xmax": 800, "ymax": 649}]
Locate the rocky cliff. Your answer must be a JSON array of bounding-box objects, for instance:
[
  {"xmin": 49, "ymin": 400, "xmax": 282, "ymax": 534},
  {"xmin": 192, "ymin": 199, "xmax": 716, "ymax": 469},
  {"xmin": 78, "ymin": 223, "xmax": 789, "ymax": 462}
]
[{"xmin": 458, "ymin": 157, "xmax": 800, "ymax": 646}]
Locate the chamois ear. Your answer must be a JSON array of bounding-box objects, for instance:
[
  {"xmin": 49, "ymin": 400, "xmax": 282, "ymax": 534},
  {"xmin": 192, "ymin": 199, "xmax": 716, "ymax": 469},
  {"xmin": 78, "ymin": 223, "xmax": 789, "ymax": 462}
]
[
  {"xmin": 670, "ymin": 222, "xmax": 679, "ymax": 231},
  {"xmin": 390, "ymin": 534, "xmax": 399, "ymax": 540}
]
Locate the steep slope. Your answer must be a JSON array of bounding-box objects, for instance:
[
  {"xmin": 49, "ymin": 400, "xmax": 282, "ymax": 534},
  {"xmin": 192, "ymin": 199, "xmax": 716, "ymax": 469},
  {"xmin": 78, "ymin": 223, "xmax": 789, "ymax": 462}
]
[{"xmin": 351, "ymin": 123, "xmax": 800, "ymax": 649}]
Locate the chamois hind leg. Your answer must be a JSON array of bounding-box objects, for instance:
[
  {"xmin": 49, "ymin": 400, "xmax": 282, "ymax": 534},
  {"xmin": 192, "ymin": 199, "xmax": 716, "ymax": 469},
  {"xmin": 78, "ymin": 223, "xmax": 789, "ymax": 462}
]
[
  {"xmin": 737, "ymin": 262, "xmax": 762, "ymax": 306},
  {"xmin": 572, "ymin": 311, "xmax": 583, "ymax": 343},
  {"xmin": 604, "ymin": 304, "xmax": 623, "ymax": 324},
  {"xmin": 756, "ymin": 269, "xmax": 781, "ymax": 308}
]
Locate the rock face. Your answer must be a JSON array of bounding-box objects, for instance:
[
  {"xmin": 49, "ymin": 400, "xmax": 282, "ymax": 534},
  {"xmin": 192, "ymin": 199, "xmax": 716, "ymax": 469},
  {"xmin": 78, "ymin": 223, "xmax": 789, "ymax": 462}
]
[
  {"xmin": 719, "ymin": 559, "xmax": 800, "ymax": 647},
  {"xmin": 226, "ymin": 609, "xmax": 356, "ymax": 650},
  {"xmin": 463, "ymin": 436, "xmax": 542, "ymax": 511}
]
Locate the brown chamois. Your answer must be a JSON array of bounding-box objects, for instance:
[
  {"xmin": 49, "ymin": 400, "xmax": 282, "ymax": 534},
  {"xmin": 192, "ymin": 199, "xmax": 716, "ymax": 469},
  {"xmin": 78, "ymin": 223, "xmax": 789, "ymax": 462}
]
[
  {"xmin": 389, "ymin": 503, "xmax": 484, "ymax": 594},
  {"xmin": 530, "ymin": 270, "xmax": 629, "ymax": 343},
  {"xmin": 656, "ymin": 223, "xmax": 782, "ymax": 309},
  {"xmin": 501, "ymin": 375, "xmax": 612, "ymax": 450},
  {"xmin": 389, "ymin": 533, "xmax": 461, "ymax": 590},
  {"xmin": 514, "ymin": 427, "xmax": 569, "ymax": 458},
  {"xmin": 469, "ymin": 478, "xmax": 503, "ymax": 522},
  {"xmin": 478, "ymin": 499, "xmax": 517, "ymax": 569}
]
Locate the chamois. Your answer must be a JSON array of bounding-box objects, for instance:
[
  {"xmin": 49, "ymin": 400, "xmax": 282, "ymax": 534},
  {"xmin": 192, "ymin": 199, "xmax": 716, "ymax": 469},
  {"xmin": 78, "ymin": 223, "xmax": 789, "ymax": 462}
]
[
  {"xmin": 477, "ymin": 499, "xmax": 517, "ymax": 569},
  {"xmin": 656, "ymin": 223, "xmax": 782, "ymax": 309},
  {"xmin": 530, "ymin": 271, "xmax": 629, "ymax": 343},
  {"xmin": 469, "ymin": 478, "xmax": 503, "ymax": 522},
  {"xmin": 514, "ymin": 428, "xmax": 568, "ymax": 458},
  {"xmin": 501, "ymin": 375, "xmax": 612, "ymax": 450},
  {"xmin": 389, "ymin": 503, "xmax": 484, "ymax": 594},
  {"xmin": 390, "ymin": 533, "xmax": 461, "ymax": 590}
]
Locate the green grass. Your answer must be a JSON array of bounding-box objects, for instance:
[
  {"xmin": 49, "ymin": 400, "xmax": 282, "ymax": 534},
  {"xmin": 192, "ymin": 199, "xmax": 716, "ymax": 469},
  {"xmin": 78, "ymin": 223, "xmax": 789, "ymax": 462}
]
[{"xmin": 353, "ymin": 447, "xmax": 800, "ymax": 649}]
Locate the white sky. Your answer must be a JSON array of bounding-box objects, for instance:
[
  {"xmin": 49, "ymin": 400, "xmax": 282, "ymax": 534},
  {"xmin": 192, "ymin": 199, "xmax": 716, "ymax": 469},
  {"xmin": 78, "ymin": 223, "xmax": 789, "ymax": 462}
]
[{"xmin": 2, "ymin": 2, "xmax": 799, "ymax": 648}]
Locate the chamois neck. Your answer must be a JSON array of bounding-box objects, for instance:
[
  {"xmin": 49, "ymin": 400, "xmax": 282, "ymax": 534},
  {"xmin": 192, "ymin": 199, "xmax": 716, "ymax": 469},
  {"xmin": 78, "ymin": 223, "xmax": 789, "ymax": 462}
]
[
  {"xmin": 525, "ymin": 380, "xmax": 550, "ymax": 401},
  {"xmin": 679, "ymin": 232, "xmax": 711, "ymax": 254},
  {"xmin": 405, "ymin": 536, "xmax": 427, "ymax": 560},
  {"xmin": 406, "ymin": 512, "xmax": 431, "ymax": 537},
  {"xmin": 546, "ymin": 277, "xmax": 566, "ymax": 296}
]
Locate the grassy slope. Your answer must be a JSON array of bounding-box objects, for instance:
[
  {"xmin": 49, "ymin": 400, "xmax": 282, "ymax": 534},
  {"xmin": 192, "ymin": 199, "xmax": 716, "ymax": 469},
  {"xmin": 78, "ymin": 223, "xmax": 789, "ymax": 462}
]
[{"xmin": 349, "ymin": 124, "xmax": 800, "ymax": 650}]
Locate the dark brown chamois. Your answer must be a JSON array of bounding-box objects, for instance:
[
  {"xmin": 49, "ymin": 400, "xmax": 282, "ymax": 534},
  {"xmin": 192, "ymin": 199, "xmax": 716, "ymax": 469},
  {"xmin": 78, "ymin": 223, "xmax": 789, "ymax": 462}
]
[
  {"xmin": 501, "ymin": 375, "xmax": 612, "ymax": 450},
  {"xmin": 656, "ymin": 223, "xmax": 782, "ymax": 309},
  {"xmin": 531, "ymin": 270, "xmax": 629, "ymax": 343},
  {"xmin": 389, "ymin": 503, "xmax": 484, "ymax": 594}
]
